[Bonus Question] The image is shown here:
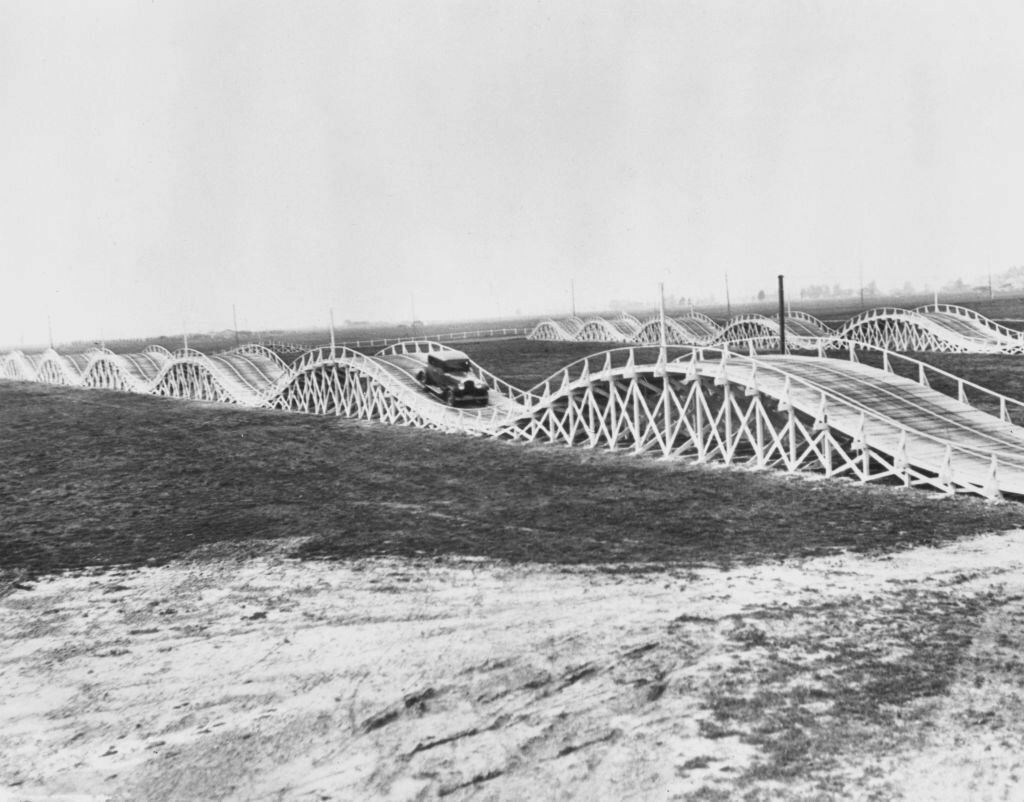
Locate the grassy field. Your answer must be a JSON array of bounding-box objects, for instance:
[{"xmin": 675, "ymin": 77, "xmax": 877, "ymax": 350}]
[
  {"xmin": 6, "ymin": 338, "xmax": 1024, "ymax": 580},
  {"xmin": 5, "ymin": 343, "xmax": 1024, "ymax": 799},
  {"xmin": 4, "ymin": 352, "xmax": 1024, "ymax": 580}
]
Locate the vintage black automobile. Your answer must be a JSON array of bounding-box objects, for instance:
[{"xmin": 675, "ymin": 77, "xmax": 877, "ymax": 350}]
[{"xmin": 414, "ymin": 348, "xmax": 490, "ymax": 406}]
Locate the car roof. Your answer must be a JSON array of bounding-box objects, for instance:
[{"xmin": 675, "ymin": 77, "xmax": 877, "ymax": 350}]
[{"xmin": 431, "ymin": 348, "xmax": 470, "ymax": 361}]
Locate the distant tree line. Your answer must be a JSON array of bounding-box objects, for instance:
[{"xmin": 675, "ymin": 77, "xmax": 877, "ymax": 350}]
[{"xmin": 796, "ymin": 283, "xmax": 862, "ymax": 300}]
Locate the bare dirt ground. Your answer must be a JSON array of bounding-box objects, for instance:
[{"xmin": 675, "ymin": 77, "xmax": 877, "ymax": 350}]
[{"xmin": 3, "ymin": 531, "xmax": 1024, "ymax": 801}]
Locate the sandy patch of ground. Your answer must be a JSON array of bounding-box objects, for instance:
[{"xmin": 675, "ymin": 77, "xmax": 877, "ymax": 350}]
[{"xmin": 3, "ymin": 532, "xmax": 1024, "ymax": 801}]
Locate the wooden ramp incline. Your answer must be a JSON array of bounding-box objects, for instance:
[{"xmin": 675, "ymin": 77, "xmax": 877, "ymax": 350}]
[
  {"xmin": 734, "ymin": 355, "xmax": 1024, "ymax": 495},
  {"xmin": 918, "ymin": 308, "xmax": 1024, "ymax": 350},
  {"xmin": 115, "ymin": 352, "xmax": 168, "ymax": 383},
  {"xmin": 668, "ymin": 317, "xmax": 720, "ymax": 344},
  {"xmin": 774, "ymin": 313, "xmax": 833, "ymax": 339},
  {"xmin": 374, "ymin": 352, "xmax": 531, "ymax": 432},
  {"xmin": 918, "ymin": 310, "xmax": 1006, "ymax": 347},
  {"xmin": 205, "ymin": 352, "xmax": 291, "ymax": 396}
]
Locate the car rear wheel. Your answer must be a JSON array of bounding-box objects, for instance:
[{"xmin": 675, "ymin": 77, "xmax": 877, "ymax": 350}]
[
  {"xmin": 442, "ymin": 388, "xmax": 454, "ymax": 406},
  {"xmin": 416, "ymin": 371, "xmax": 425, "ymax": 384}
]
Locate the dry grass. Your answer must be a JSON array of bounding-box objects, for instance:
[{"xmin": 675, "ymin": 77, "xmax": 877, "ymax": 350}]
[
  {"xmin": 696, "ymin": 589, "xmax": 994, "ymax": 794},
  {"xmin": 3, "ymin": 376, "xmax": 1024, "ymax": 581}
]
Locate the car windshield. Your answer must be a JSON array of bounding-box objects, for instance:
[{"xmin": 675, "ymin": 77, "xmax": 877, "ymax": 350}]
[{"xmin": 443, "ymin": 360, "xmax": 471, "ymax": 372}]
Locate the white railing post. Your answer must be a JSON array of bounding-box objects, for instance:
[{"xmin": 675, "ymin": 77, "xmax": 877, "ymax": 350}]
[
  {"xmin": 813, "ymin": 392, "xmax": 828, "ymax": 430},
  {"xmin": 714, "ymin": 348, "xmax": 729, "ymax": 386},
  {"xmin": 896, "ymin": 429, "xmax": 909, "ymax": 486},
  {"xmin": 683, "ymin": 350, "xmax": 698, "ymax": 384},
  {"xmin": 623, "ymin": 349, "xmax": 636, "ymax": 379},
  {"xmin": 984, "ymin": 454, "xmax": 1002, "ymax": 500},
  {"xmin": 744, "ymin": 360, "xmax": 759, "ymax": 396}
]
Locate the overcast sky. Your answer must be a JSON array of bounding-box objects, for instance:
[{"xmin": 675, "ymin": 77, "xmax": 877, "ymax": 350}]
[{"xmin": 4, "ymin": 1, "xmax": 1024, "ymax": 346}]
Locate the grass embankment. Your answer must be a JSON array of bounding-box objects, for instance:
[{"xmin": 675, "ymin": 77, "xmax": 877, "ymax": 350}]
[
  {"xmin": 5, "ymin": 351, "xmax": 1024, "ymax": 798},
  {"xmin": 3, "ymin": 379, "xmax": 1023, "ymax": 579}
]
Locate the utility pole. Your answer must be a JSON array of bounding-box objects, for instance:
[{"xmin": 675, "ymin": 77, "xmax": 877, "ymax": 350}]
[
  {"xmin": 659, "ymin": 282, "xmax": 667, "ymax": 353},
  {"xmin": 724, "ymin": 273, "xmax": 732, "ymax": 319},
  {"xmin": 47, "ymin": 314, "xmax": 53, "ymax": 350},
  {"xmin": 232, "ymin": 304, "xmax": 240, "ymax": 349},
  {"xmin": 660, "ymin": 281, "xmax": 672, "ymax": 451},
  {"xmin": 777, "ymin": 274, "xmax": 787, "ymax": 355}
]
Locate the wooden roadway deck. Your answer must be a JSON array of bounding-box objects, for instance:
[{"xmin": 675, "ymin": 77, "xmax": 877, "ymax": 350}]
[
  {"xmin": 717, "ymin": 354, "xmax": 1024, "ymax": 496},
  {"xmin": 373, "ymin": 353, "xmax": 532, "ymax": 433}
]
